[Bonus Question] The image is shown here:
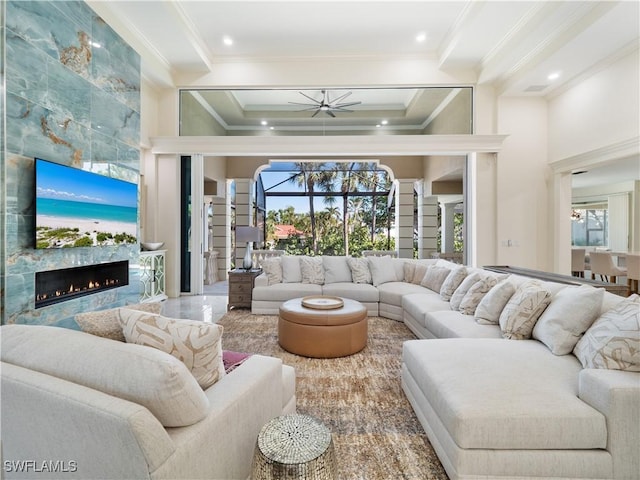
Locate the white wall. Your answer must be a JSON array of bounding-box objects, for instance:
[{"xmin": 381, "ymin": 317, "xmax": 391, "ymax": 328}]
[
  {"xmin": 548, "ymin": 50, "xmax": 639, "ymax": 162},
  {"xmin": 496, "ymin": 97, "xmax": 549, "ymax": 269}
]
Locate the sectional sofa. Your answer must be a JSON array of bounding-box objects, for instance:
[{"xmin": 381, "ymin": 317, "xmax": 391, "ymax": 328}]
[
  {"xmin": 1, "ymin": 307, "xmax": 296, "ymax": 480},
  {"xmin": 251, "ymin": 254, "xmax": 640, "ymax": 480}
]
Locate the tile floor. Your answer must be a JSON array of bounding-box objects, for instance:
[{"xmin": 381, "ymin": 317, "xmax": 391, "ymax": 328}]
[{"xmin": 162, "ymin": 281, "xmax": 230, "ymax": 323}]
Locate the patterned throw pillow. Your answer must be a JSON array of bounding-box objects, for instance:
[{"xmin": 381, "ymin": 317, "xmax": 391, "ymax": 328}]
[
  {"xmin": 347, "ymin": 257, "xmax": 372, "ymax": 284},
  {"xmin": 300, "ymin": 256, "xmax": 325, "ymax": 284},
  {"xmin": 458, "ymin": 276, "xmax": 498, "ymax": 315},
  {"xmin": 118, "ymin": 309, "xmax": 225, "ymax": 389},
  {"xmin": 440, "ymin": 266, "xmax": 467, "ymax": 301},
  {"xmin": 532, "ymin": 285, "xmax": 605, "ymax": 355},
  {"xmin": 475, "ymin": 279, "xmax": 515, "ymax": 325},
  {"xmin": 499, "ymin": 281, "xmax": 551, "ymax": 340},
  {"xmin": 75, "ymin": 302, "xmax": 163, "ymax": 342},
  {"xmin": 261, "ymin": 257, "xmax": 283, "ymax": 285},
  {"xmin": 449, "ymin": 273, "xmax": 481, "ymax": 310},
  {"xmin": 420, "ymin": 265, "xmax": 452, "ymax": 293},
  {"xmin": 573, "ymin": 295, "xmax": 640, "ymax": 371}
]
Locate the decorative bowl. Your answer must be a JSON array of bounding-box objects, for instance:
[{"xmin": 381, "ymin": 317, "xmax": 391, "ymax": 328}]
[{"xmin": 141, "ymin": 242, "xmax": 164, "ymax": 251}]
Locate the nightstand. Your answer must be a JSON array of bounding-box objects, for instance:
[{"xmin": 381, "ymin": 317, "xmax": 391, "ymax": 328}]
[{"xmin": 227, "ymin": 269, "xmax": 262, "ymax": 310}]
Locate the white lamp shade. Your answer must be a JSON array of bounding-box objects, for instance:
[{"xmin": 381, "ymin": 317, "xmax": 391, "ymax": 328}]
[{"xmin": 236, "ymin": 226, "xmax": 262, "ymax": 243}]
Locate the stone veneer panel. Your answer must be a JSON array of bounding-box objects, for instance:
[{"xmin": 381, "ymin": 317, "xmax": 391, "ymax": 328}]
[{"xmin": 1, "ymin": 1, "xmax": 141, "ymax": 327}]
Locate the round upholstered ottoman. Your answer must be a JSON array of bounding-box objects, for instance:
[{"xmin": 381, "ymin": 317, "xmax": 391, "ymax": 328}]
[{"xmin": 278, "ymin": 297, "xmax": 368, "ymax": 358}]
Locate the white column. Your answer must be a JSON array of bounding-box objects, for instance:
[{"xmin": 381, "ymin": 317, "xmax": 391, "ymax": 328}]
[
  {"xmin": 211, "ymin": 182, "xmax": 231, "ymax": 281},
  {"xmin": 234, "ymin": 178, "xmax": 255, "ymax": 267},
  {"xmin": 394, "ymin": 179, "xmax": 416, "ymax": 259},
  {"xmin": 417, "ymin": 192, "xmax": 438, "ymax": 259},
  {"xmin": 551, "ymin": 170, "xmax": 573, "ymax": 274},
  {"xmin": 608, "ymin": 193, "xmax": 630, "ymax": 252}
]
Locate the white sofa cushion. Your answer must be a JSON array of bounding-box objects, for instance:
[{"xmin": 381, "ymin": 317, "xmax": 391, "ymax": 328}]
[
  {"xmin": 322, "ymin": 282, "xmax": 379, "ymax": 303},
  {"xmin": 378, "ymin": 282, "xmax": 432, "ymax": 308},
  {"xmin": 118, "ymin": 309, "xmax": 225, "ymax": 389},
  {"xmin": 75, "ymin": 302, "xmax": 163, "ymax": 342},
  {"xmin": 368, "ymin": 256, "xmax": 399, "ymax": 286},
  {"xmin": 422, "ymin": 310, "xmax": 503, "ymax": 339},
  {"xmin": 402, "ymin": 292, "xmax": 452, "ymax": 323},
  {"xmin": 403, "ymin": 338, "xmax": 607, "ymax": 450},
  {"xmin": 347, "ymin": 257, "xmax": 372, "ymax": 284},
  {"xmin": 252, "ymin": 282, "xmax": 323, "ymax": 302},
  {"xmin": 499, "ymin": 281, "xmax": 551, "ymax": 340},
  {"xmin": 573, "ymin": 294, "xmax": 640, "ymax": 371},
  {"xmin": 322, "ymin": 256, "xmax": 352, "ymax": 284},
  {"xmin": 0, "ymin": 324, "xmax": 209, "ymax": 427},
  {"xmin": 474, "ymin": 279, "xmax": 516, "ymax": 325},
  {"xmin": 532, "ymin": 285, "xmax": 605, "ymax": 355},
  {"xmin": 281, "ymin": 256, "xmax": 302, "ymax": 283}
]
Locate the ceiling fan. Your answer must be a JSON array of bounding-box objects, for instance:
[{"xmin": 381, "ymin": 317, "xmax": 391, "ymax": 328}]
[{"xmin": 289, "ymin": 90, "xmax": 362, "ymax": 117}]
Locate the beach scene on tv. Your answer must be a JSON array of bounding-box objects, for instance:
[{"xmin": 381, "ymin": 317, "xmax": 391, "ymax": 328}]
[{"xmin": 35, "ymin": 159, "xmax": 138, "ymax": 249}]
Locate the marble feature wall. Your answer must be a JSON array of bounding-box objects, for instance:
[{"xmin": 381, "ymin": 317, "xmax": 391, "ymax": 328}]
[{"xmin": 1, "ymin": 1, "xmax": 141, "ymax": 326}]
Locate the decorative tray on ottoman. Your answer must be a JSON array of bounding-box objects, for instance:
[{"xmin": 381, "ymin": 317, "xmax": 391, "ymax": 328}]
[{"xmin": 301, "ymin": 295, "xmax": 345, "ymax": 310}]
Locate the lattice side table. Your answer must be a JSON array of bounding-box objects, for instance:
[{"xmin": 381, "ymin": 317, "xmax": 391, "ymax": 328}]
[{"xmin": 251, "ymin": 413, "xmax": 337, "ymax": 480}]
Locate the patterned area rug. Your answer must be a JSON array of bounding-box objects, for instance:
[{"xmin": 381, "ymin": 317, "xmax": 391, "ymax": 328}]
[{"xmin": 218, "ymin": 311, "xmax": 448, "ymax": 480}]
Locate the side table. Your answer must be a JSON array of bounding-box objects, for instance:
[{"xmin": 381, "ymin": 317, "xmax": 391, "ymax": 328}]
[
  {"xmin": 228, "ymin": 269, "xmax": 261, "ymax": 310},
  {"xmin": 251, "ymin": 413, "xmax": 337, "ymax": 480}
]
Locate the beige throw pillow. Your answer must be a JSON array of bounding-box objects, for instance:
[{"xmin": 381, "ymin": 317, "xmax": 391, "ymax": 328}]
[
  {"xmin": 281, "ymin": 256, "xmax": 302, "ymax": 283},
  {"xmin": 420, "ymin": 265, "xmax": 451, "ymax": 293},
  {"xmin": 323, "ymin": 256, "xmax": 352, "ymax": 284},
  {"xmin": 300, "ymin": 256, "xmax": 325, "ymax": 284},
  {"xmin": 532, "ymin": 285, "xmax": 605, "ymax": 355},
  {"xmin": 347, "ymin": 257, "xmax": 372, "ymax": 284},
  {"xmin": 499, "ymin": 281, "xmax": 551, "ymax": 340},
  {"xmin": 403, "ymin": 262, "xmax": 416, "ymax": 283},
  {"xmin": 439, "ymin": 266, "xmax": 467, "ymax": 301},
  {"xmin": 75, "ymin": 302, "xmax": 163, "ymax": 342},
  {"xmin": 261, "ymin": 256, "xmax": 283, "ymax": 285},
  {"xmin": 475, "ymin": 279, "xmax": 515, "ymax": 325},
  {"xmin": 118, "ymin": 309, "xmax": 225, "ymax": 389},
  {"xmin": 573, "ymin": 295, "xmax": 640, "ymax": 371},
  {"xmin": 458, "ymin": 276, "xmax": 498, "ymax": 315},
  {"xmin": 449, "ymin": 273, "xmax": 481, "ymax": 310},
  {"xmin": 411, "ymin": 264, "xmax": 428, "ymax": 285}
]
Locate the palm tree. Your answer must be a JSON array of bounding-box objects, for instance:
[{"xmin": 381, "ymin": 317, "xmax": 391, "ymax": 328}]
[
  {"xmin": 359, "ymin": 167, "xmax": 383, "ymax": 243},
  {"xmin": 289, "ymin": 163, "xmax": 333, "ymax": 254},
  {"xmin": 333, "ymin": 162, "xmax": 359, "ymax": 255}
]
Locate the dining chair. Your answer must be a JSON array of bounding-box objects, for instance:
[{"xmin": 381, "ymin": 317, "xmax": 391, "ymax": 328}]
[
  {"xmin": 589, "ymin": 251, "xmax": 627, "ymax": 284},
  {"xmin": 571, "ymin": 248, "xmax": 586, "ymax": 277},
  {"xmin": 626, "ymin": 253, "xmax": 640, "ymax": 295}
]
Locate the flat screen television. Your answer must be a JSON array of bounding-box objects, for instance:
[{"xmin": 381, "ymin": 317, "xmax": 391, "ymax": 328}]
[{"xmin": 35, "ymin": 158, "xmax": 138, "ymax": 249}]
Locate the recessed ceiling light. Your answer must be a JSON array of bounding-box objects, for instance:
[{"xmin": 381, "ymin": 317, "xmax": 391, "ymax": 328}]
[
  {"xmin": 376, "ymin": 124, "xmax": 381, "ymax": 128},
  {"xmin": 381, "ymin": 119, "xmax": 388, "ymax": 125},
  {"xmin": 415, "ymin": 32, "xmax": 427, "ymax": 43},
  {"xmin": 269, "ymin": 126, "xmax": 274, "ymax": 130},
  {"xmin": 223, "ymin": 36, "xmax": 233, "ymax": 46},
  {"xmin": 547, "ymin": 71, "xmax": 560, "ymax": 80},
  {"xmin": 261, "ymin": 120, "xmax": 268, "ymax": 126}
]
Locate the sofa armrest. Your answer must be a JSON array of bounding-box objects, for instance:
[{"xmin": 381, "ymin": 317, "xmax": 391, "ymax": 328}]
[
  {"xmin": 254, "ymin": 272, "xmax": 269, "ymax": 287},
  {"xmin": 578, "ymin": 368, "xmax": 640, "ymax": 479}
]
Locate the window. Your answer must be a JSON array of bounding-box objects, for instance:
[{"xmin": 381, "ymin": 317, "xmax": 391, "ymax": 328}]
[{"xmin": 571, "ymin": 207, "xmax": 608, "ymax": 247}]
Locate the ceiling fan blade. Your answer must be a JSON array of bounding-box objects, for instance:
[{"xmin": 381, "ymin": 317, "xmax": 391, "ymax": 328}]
[
  {"xmin": 288, "ymin": 101, "xmax": 321, "ymax": 106},
  {"xmin": 330, "ymin": 91, "xmax": 352, "ymax": 104},
  {"xmin": 326, "ymin": 110, "xmax": 336, "ymax": 118},
  {"xmin": 335, "ymin": 101, "xmax": 362, "ymax": 108},
  {"xmin": 298, "ymin": 92, "xmax": 321, "ymax": 104},
  {"xmin": 311, "ymin": 109, "xmax": 320, "ymax": 118}
]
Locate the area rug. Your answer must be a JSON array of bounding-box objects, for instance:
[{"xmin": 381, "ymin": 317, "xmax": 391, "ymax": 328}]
[{"xmin": 218, "ymin": 311, "xmax": 448, "ymax": 480}]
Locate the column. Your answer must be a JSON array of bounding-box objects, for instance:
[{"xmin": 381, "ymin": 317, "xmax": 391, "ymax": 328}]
[
  {"xmin": 419, "ymin": 195, "xmax": 438, "ymax": 259},
  {"xmin": 234, "ymin": 178, "xmax": 255, "ymax": 267},
  {"xmin": 211, "ymin": 182, "xmax": 231, "ymax": 281},
  {"xmin": 394, "ymin": 179, "xmax": 416, "ymax": 259},
  {"xmin": 440, "ymin": 202, "xmax": 456, "ymax": 253}
]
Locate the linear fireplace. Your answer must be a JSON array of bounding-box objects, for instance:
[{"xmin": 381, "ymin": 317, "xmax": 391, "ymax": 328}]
[{"xmin": 35, "ymin": 261, "xmax": 129, "ymax": 308}]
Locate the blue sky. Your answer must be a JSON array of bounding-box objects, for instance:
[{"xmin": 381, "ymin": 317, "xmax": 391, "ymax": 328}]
[{"xmin": 36, "ymin": 159, "xmax": 137, "ymax": 208}]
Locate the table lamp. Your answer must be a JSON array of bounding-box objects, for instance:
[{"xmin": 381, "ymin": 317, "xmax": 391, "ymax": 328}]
[{"xmin": 236, "ymin": 226, "xmax": 262, "ymax": 270}]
